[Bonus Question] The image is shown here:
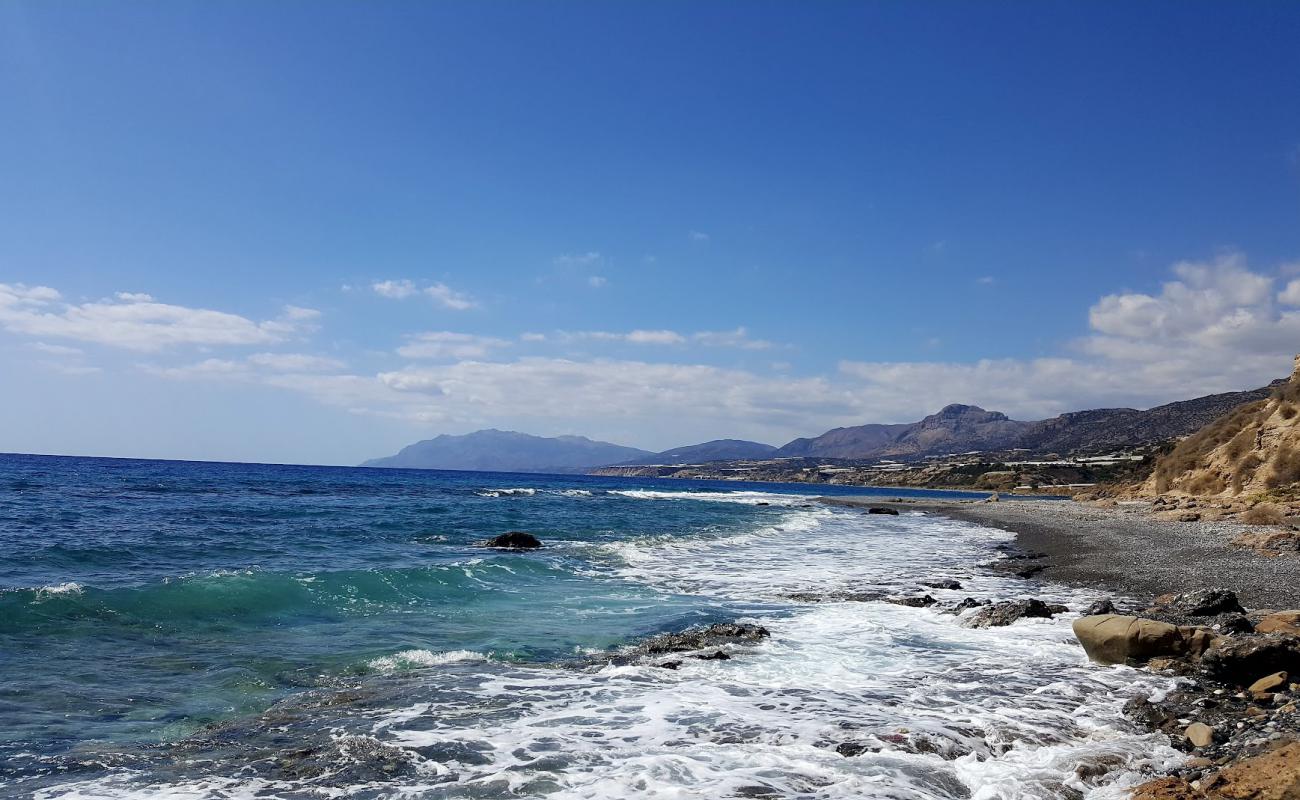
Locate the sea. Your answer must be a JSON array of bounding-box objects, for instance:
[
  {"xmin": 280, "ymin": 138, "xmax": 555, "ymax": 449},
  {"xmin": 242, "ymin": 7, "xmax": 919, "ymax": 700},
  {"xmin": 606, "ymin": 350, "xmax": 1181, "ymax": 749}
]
[{"xmin": 0, "ymin": 453, "xmax": 1180, "ymax": 799}]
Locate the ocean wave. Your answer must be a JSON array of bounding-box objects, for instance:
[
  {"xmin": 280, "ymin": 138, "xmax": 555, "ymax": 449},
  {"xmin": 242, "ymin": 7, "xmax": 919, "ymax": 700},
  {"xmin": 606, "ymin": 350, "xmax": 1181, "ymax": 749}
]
[
  {"xmin": 475, "ymin": 487, "xmax": 537, "ymax": 497},
  {"xmin": 367, "ymin": 648, "xmax": 488, "ymax": 672},
  {"xmin": 607, "ymin": 489, "xmax": 810, "ymax": 506}
]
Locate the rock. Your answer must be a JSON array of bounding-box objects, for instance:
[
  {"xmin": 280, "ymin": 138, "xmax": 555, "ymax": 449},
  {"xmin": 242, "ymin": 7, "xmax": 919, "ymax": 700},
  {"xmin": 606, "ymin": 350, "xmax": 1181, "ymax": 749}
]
[
  {"xmin": 1212, "ymin": 615, "xmax": 1256, "ymax": 635},
  {"xmin": 1130, "ymin": 776, "xmax": 1204, "ymax": 800},
  {"xmin": 949, "ymin": 597, "xmax": 989, "ymax": 614},
  {"xmin": 642, "ymin": 623, "xmax": 771, "ymax": 655},
  {"xmin": 1209, "ymin": 741, "xmax": 1300, "ymax": 798},
  {"xmin": 885, "ymin": 594, "xmax": 937, "ymax": 608},
  {"xmin": 1165, "ymin": 590, "xmax": 1247, "ymax": 617},
  {"xmin": 965, "ymin": 598, "xmax": 1055, "ymax": 628},
  {"xmin": 922, "ymin": 579, "xmax": 963, "ymax": 590},
  {"xmin": 1071, "ymin": 615, "xmax": 1218, "ymax": 666},
  {"xmin": 696, "ymin": 650, "xmax": 731, "ymax": 661},
  {"xmin": 1046, "ymin": 603, "xmax": 1069, "ymax": 615},
  {"xmin": 1231, "ymin": 530, "xmax": 1300, "ymax": 553},
  {"xmin": 1256, "ymin": 611, "xmax": 1300, "ymax": 636},
  {"xmin": 1202, "ymin": 635, "xmax": 1300, "ymax": 686},
  {"xmin": 656, "ymin": 660, "xmax": 682, "ymax": 670},
  {"xmin": 834, "ymin": 742, "xmax": 872, "ymax": 757},
  {"xmin": 867, "ymin": 506, "xmax": 899, "ymax": 515},
  {"xmin": 1086, "ymin": 599, "xmax": 1117, "ymax": 616},
  {"xmin": 484, "ymin": 531, "xmax": 542, "ymax": 549},
  {"xmin": 1178, "ymin": 511, "xmax": 1203, "ymax": 522},
  {"xmin": 1248, "ymin": 671, "xmax": 1289, "ymax": 697},
  {"xmin": 1185, "ymin": 722, "xmax": 1215, "ymax": 748}
]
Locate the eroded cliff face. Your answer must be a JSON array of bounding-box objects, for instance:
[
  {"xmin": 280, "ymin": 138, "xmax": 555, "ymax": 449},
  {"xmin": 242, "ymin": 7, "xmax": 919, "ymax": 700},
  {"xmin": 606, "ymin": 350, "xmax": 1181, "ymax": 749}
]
[{"xmin": 1143, "ymin": 356, "xmax": 1300, "ymax": 497}]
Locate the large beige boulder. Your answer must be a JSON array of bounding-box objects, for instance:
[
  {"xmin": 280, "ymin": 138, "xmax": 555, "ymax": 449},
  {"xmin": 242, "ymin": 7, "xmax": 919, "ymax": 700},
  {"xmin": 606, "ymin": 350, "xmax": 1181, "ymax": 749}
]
[{"xmin": 1072, "ymin": 615, "xmax": 1217, "ymax": 666}]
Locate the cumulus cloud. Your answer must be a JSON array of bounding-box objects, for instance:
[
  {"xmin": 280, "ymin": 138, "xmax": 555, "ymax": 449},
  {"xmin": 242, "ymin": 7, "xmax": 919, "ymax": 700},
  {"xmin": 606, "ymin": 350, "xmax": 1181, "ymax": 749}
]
[
  {"xmin": 688, "ymin": 231, "xmax": 710, "ymax": 242},
  {"xmin": 373, "ymin": 279, "xmax": 477, "ymax": 310},
  {"xmin": 0, "ymin": 283, "xmax": 318, "ymax": 351},
  {"xmin": 587, "ymin": 275, "xmax": 608, "ymax": 288},
  {"xmin": 524, "ymin": 328, "xmax": 771, "ymax": 349},
  {"xmin": 246, "ymin": 352, "xmax": 346, "ymax": 372},
  {"xmin": 396, "ymin": 332, "xmax": 511, "ymax": 360}
]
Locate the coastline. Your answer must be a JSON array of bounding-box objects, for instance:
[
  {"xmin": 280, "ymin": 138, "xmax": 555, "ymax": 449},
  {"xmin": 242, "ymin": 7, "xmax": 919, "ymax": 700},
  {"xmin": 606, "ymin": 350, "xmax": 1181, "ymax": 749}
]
[{"xmin": 824, "ymin": 496, "xmax": 1300, "ymax": 609}]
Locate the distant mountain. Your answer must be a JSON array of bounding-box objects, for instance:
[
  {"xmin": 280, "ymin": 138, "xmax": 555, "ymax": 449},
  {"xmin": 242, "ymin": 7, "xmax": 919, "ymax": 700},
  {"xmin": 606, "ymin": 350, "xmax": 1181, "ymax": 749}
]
[
  {"xmin": 614, "ymin": 439, "xmax": 778, "ymax": 466},
  {"xmin": 773, "ymin": 382, "xmax": 1283, "ymax": 462},
  {"xmin": 777, "ymin": 404, "xmax": 1028, "ymax": 460},
  {"xmin": 361, "ymin": 429, "xmax": 653, "ymax": 474}
]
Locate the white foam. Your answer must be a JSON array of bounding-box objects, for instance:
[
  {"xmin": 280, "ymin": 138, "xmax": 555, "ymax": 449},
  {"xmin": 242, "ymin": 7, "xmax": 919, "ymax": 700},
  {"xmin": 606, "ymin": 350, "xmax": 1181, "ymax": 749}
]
[
  {"xmin": 476, "ymin": 488, "xmax": 538, "ymax": 497},
  {"xmin": 607, "ymin": 488, "xmax": 809, "ymax": 506},
  {"xmin": 367, "ymin": 649, "xmax": 488, "ymax": 672},
  {"xmin": 32, "ymin": 581, "xmax": 83, "ymax": 598}
]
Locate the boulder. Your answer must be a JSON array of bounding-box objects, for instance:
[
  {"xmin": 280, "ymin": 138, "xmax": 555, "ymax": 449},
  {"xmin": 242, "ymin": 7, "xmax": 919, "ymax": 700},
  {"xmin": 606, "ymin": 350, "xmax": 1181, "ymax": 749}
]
[
  {"xmin": 1085, "ymin": 599, "xmax": 1117, "ymax": 616},
  {"xmin": 1165, "ymin": 589, "xmax": 1246, "ymax": 617},
  {"xmin": 1130, "ymin": 776, "xmax": 1203, "ymax": 800},
  {"xmin": 922, "ymin": 579, "xmax": 963, "ymax": 590},
  {"xmin": 1184, "ymin": 722, "xmax": 1214, "ymax": 748},
  {"xmin": 965, "ymin": 598, "xmax": 1055, "ymax": 628},
  {"xmin": 1201, "ymin": 635, "xmax": 1300, "ymax": 686},
  {"xmin": 1247, "ymin": 671, "xmax": 1288, "ymax": 697},
  {"xmin": 867, "ymin": 506, "xmax": 899, "ymax": 515},
  {"xmin": 1256, "ymin": 611, "xmax": 1300, "ymax": 636},
  {"xmin": 1071, "ymin": 615, "xmax": 1218, "ymax": 666},
  {"xmin": 1209, "ymin": 741, "xmax": 1300, "ymax": 798},
  {"xmin": 484, "ymin": 531, "xmax": 543, "ymax": 549}
]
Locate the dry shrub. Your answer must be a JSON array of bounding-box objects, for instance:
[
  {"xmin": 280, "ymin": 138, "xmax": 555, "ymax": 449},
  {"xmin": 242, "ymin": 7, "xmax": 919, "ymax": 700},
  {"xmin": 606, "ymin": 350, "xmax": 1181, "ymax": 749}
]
[
  {"xmin": 1151, "ymin": 399, "xmax": 1268, "ymax": 493},
  {"xmin": 1267, "ymin": 443, "xmax": 1300, "ymax": 489},
  {"xmin": 1279, "ymin": 402, "xmax": 1298, "ymax": 421},
  {"xmin": 1241, "ymin": 503, "xmax": 1286, "ymax": 526},
  {"xmin": 1183, "ymin": 470, "xmax": 1225, "ymax": 495}
]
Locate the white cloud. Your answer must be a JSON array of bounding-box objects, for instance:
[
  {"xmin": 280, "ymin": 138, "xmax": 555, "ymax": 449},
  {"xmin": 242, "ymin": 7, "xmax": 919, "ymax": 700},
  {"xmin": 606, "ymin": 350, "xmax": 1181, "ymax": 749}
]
[
  {"xmin": 0, "ymin": 283, "xmax": 317, "ymax": 351},
  {"xmin": 1279, "ymin": 278, "xmax": 1300, "ymax": 306},
  {"xmin": 689, "ymin": 231, "xmax": 710, "ymax": 242},
  {"xmin": 530, "ymin": 328, "xmax": 771, "ymax": 349},
  {"xmin": 372, "ymin": 279, "xmax": 418, "ymax": 299},
  {"xmin": 29, "ymin": 341, "xmax": 83, "ymax": 357},
  {"xmin": 247, "ymin": 352, "xmax": 346, "ymax": 372},
  {"xmin": 692, "ymin": 327, "xmax": 772, "ymax": 350},
  {"xmin": 519, "ymin": 332, "xmax": 547, "ymax": 343},
  {"xmin": 396, "ymin": 332, "xmax": 511, "ymax": 360},
  {"xmin": 373, "ymin": 280, "xmax": 477, "ymax": 310},
  {"xmin": 588, "ymin": 275, "xmax": 608, "ymax": 288},
  {"xmin": 976, "ymin": 276, "xmax": 995, "ymax": 285}
]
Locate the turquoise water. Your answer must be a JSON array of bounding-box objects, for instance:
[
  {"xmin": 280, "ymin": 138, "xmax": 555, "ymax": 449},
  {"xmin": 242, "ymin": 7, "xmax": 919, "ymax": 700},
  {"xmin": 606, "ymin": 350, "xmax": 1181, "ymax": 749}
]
[{"xmin": 0, "ymin": 454, "xmax": 1175, "ymax": 799}]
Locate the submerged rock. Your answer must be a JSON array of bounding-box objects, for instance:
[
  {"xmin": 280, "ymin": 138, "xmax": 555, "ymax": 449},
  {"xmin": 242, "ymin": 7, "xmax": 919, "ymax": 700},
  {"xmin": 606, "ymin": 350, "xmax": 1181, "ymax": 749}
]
[
  {"xmin": 641, "ymin": 622, "xmax": 770, "ymax": 655},
  {"xmin": 1072, "ymin": 615, "xmax": 1218, "ymax": 666},
  {"xmin": 867, "ymin": 506, "xmax": 899, "ymax": 515},
  {"xmin": 922, "ymin": 579, "xmax": 963, "ymax": 590},
  {"xmin": 884, "ymin": 594, "xmax": 936, "ymax": 608},
  {"xmin": 484, "ymin": 531, "xmax": 543, "ymax": 549},
  {"xmin": 964, "ymin": 598, "xmax": 1055, "ymax": 628}
]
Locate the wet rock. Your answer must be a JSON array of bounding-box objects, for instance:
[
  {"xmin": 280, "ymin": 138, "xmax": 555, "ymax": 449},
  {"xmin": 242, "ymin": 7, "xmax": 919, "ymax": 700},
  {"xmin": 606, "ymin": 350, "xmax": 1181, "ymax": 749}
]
[
  {"xmin": 1072, "ymin": 615, "xmax": 1218, "ymax": 666},
  {"xmin": 885, "ymin": 594, "xmax": 936, "ymax": 608},
  {"xmin": 1211, "ymin": 615, "xmax": 1256, "ymax": 635},
  {"xmin": 867, "ymin": 506, "xmax": 899, "ymax": 515},
  {"xmin": 1201, "ymin": 635, "xmax": 1300, "ymax": 686},
  {"xmin": 784, "ymin": 590, "xmax": 883, "ymax": 603},
  {"xmin": 484, "ymin": 531, "xmax": 543, "ymax": 549},
  {"xmin": 964, "ymin": 598, "xmax": 1055, "ymax": 628},
  {"xmin": 656, "ymin": 660, "xmax": 682, "ymax": 670},
  {"xmin": 641, "ymin": 623, "xmax": 770, "ymax": 655},
  {"xmin": 949, "ymin": 597, "xmax": 990, "ymax": 614},
  {"xmin": 834, "ymin": 742, "xmax": 873, "ymax": 757},
  {"xmin": 922, "ymin": 579, "xmax": 963, "ymax": 590},
  {"xmin": 1085, "ymin": 599, "xmax": 1117, "ymax": 616},
  {"xmin": 696, "ymin": 650, "xmax": 731, "ymax": 661}
]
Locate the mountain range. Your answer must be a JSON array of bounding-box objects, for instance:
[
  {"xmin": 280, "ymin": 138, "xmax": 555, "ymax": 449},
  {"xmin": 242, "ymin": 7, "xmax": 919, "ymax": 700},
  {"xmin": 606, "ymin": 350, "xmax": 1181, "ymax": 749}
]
[{"xmin": 361, "ymin": 379, "xmax": 1282, "ymax": 473}]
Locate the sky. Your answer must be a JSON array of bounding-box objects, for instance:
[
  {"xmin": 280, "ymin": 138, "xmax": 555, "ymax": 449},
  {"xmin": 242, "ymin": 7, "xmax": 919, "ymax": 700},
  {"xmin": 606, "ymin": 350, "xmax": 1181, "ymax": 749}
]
[{"xmin": 2, "ymin": 1, "xmax": 1300, "ymax": 465}]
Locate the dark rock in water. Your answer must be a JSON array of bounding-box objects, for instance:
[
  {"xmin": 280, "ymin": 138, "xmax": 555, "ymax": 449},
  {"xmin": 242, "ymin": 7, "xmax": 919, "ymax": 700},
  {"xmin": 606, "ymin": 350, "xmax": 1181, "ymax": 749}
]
[
  {"xmin": 1046, "ymin": 603, "xmax": 1069, "ymax": 615},
  {"xmin": 755, "ymin": 501, "xmax": 770, "ymax": 506},
  {"xmin": 642, "ymin": 622, "xmax": 770, "ymax": 654},
  {"xmin": 696, "ymin": 650, "xmax": 731, "ymax": 661},
  {"xmin": 923, "ymin": 579, "xmax": 963, "ymax": 590},
  {"xmin": 885, "ymin": 594, "xmax": 936, "ymax": 608},
  {"xmin": 950, "ymin": 597, "xmax": 990, "ymax": 614},
  {"xmin": 1164, "ymin": 589, "xmax": 1245, "ymax": 617},
  {"xmin": 1085, "ymin": 599, "xmax": 1117, "ymax": 616},
  {"xmin": 867, "ymin": 506, "xmax": 900, "ymax": 515},
  {"xmin": 656, "ymin": 660, "xmax": 682, "ymax": 670},
  {"xmin": 484, "ymin": 531, "xmax": 542, "ymax": 549},
  {"xmin": 835, "ymin": 742, "xmax": 875, "ymax": 757},
  {"xmin": 1201, "ymin": 635, "xmax": 1300, "ymax": 686},
  {"xmin": 785, "ymin": 590, "xmax": 884, "ymax": 603},
  {"xmin": 965, "ymin": 598, "xmax": 1055, "ymax": 628}
]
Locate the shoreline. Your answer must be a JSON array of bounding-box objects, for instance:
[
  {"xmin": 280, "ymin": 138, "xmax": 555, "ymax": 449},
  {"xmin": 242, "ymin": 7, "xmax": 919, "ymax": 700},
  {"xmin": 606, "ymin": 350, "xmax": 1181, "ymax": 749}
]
[{"xmin": 823, "ymin": 496, "xmax": 1300, "ymax": 609}]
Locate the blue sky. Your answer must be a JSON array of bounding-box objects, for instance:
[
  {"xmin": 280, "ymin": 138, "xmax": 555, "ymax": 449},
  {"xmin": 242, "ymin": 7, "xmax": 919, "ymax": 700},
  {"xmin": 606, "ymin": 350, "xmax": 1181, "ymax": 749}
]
[{"xmin": 2, "ymin": 1, "xmax": 1299, "ymax": 464}]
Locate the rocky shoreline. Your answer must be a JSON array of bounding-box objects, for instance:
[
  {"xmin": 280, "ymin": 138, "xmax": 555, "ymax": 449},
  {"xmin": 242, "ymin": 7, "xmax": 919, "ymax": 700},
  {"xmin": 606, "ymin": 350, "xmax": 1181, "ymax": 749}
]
[{"xmin": 823, "ymin": 495, "xmax": 1300, "ymax": 798}]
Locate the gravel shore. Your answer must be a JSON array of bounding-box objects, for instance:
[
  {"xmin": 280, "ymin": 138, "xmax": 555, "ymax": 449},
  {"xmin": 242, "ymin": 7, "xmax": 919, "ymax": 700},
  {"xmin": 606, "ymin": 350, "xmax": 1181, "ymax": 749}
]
[{"xmin": 821, "ymin": 496, "xmax": 1300, "ymax": 608}]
